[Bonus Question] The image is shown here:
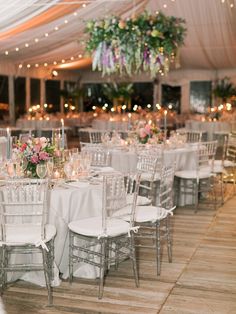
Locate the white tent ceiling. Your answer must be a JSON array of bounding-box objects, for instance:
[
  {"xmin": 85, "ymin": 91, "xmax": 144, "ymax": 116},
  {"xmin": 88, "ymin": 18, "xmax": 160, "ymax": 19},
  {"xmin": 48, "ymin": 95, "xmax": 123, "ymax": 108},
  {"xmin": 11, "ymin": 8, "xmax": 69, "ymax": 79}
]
[{"xmin": 0, "ymin": 0, "xmax": 236, "ymax": 73}]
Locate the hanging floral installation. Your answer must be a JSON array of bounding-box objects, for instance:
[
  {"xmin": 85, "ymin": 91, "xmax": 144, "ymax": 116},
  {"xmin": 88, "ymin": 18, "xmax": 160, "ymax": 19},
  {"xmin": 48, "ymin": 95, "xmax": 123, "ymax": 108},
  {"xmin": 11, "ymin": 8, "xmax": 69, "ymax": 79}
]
[{"xmin": 85, "ymin": 11, "xmax": 186, "ymax": 77}]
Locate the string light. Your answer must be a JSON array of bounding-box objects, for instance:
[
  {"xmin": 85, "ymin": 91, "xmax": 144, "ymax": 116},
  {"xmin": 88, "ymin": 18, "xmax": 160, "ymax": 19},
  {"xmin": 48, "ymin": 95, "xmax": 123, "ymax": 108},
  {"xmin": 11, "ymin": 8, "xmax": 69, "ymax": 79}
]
[{"xmin": 1, "ymin": 4, "xmax": 88, "ymax": 58}]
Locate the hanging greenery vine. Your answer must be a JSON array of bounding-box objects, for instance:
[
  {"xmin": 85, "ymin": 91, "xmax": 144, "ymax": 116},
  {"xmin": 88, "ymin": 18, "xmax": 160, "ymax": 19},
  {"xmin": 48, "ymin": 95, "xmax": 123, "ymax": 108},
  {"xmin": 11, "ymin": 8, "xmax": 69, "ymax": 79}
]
[{"xmin": 85, "ymin": 11, "xmax": 186, "ymax": 77}]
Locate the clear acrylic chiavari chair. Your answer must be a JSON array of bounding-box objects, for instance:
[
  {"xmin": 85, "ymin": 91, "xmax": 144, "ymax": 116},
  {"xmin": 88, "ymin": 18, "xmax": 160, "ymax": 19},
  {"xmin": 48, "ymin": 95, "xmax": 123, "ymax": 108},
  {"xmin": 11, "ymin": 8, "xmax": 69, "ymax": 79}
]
[
  {"xmin": 0, "ymin": 179, "xmax": 56, "ymax": 305},
  {"xmin": 68, "ymin": 173, "xmax": 141, "ymax": 299}
]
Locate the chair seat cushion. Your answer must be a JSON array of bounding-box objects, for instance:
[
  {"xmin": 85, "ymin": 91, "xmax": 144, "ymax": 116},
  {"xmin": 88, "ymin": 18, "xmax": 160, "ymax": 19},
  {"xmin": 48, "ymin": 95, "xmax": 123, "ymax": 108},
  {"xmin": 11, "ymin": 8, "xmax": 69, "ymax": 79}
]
[
  {"xmin": 117, "ymin": 205, "xmax": 168, "ymax": 223},
  {"xmin": 136, "ymin": 206, "xmax": 169, "ymax": 223},
  {"xmin": 140, "ymin": 172, "xmax": 160, "ymax": 182},
  {"xmin": 0, "ymin": 224, "xmax": 56, "ymax": 246},
  {"xmin": 223, "ymin": 160, "xmax": 235, "ymax": 167},
  {"xmin": 68, "ymin": 216, "xmax": 130, "ymax": 238},
  {"xmin": 175, "ymin": 169, "xmax": 211, "ymax": 179},
  {"xmin": 126, "ymin": 194, "xmax": 151, "ymax": 206}
]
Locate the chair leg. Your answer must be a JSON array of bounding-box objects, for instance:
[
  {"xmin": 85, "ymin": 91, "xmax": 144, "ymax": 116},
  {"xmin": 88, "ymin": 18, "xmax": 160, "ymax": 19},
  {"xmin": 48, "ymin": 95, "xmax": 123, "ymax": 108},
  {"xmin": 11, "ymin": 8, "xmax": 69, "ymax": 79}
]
[
  {"xmin": 166, "ymin": 216, "xmax": 172, "ymax": 263},
  {"xmin": 42, "ymin": 249, "xmax": 53, "ymax": 306},
  {"xmin": 130, "ymin": 233, "xmax": 139, "ymax": 287},
  {"xmin": 156, "ymin": 220, "xmax": 161, "ymax": 276},
  {"xmin": 194, "ymin": 180, "xmax": 199, "ymax": 213},
  {"xmin": 1, "ymin": 246, "xmax": 8, "ymax": 294},
  {"xmin": 48, "ymin": 239, "xmax": 55, "ymax": 285},
  {"xmin": 69, "ymin": 231, "xmax": 74, "ymax": 284},
  {"xmin": 0, "ymin": 246, "xmax": 5, "ymax": 295},
  {"xmin": 98, "ymin": 238, "xmax": 107, "ymax": 299}
]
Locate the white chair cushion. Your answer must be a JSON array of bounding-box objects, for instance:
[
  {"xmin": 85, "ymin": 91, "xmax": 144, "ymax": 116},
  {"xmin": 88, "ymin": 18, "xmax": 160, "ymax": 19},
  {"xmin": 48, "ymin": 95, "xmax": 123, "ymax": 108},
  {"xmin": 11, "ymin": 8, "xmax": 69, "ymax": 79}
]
[
  {"xmin": 175, "ymin": 169, "xmax": 211, "ymax": 179},
  {"xmin": 140, "ymin": 172, "xmax": 161, "ymax": 182},
  {"xmin": 0, "ymin": 224, "xmax": 56, "ymax": 246},
  {"xmin": 223, "ymin": 160, "xmax": 235, "ymax": 167},
  {"xmin": 126, "ymin": 194, "xmax": 151, "ymax": 206},
  {"xmin": 214, "ymin": 159, "xmax": 235, "ymax": 168},
  {"xmin": 118, "ymin": 205, "xmax": 168, "ymax": 223},
  {"xmin": 68, "ymin": 216, "xmax": 130, "ymax": 238},
  {"xmin": 135, "ymin": 206, "xmax": 169, "ymax": 223}
]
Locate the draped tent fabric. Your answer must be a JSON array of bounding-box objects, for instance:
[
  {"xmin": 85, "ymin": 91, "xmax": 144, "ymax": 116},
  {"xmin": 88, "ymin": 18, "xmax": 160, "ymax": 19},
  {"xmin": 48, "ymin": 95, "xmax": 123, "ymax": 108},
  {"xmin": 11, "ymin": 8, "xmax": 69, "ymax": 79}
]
[{"xmin": 0, "ymin": 0, "xmax": 236, "ymax": 72}]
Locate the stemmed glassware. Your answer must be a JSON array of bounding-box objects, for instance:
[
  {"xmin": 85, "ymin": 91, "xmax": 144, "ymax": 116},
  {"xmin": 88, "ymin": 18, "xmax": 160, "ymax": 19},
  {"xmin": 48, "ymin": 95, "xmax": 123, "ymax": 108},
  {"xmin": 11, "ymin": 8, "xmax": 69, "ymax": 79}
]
[
  {"xmin": 46, "ymin": 157, "xmax": 54, "ymax": 178},
  {"xmin": 36, "ymin": 163, "xmax": 47, "ymax": 179},
  {"xmin": 64, "ymin": 161, "xmax": 74, "ymax": 180}
]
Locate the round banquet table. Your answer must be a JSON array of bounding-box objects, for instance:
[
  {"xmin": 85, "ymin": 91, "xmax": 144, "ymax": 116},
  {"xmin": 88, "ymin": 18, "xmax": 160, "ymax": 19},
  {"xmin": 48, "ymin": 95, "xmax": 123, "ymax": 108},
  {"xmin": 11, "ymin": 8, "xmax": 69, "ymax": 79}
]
[
  {"xmin": 110, "ymin": 146, "xmax": 197, "ymax": 173},
  {"xmin": 92, "ymin": 119, "xmax": 129, "ymax": 131},
  {"xmin": 185, "ymin": 120, "xmax": 232, "ymax": 140},
  {"xmin": 49, "ymin": 181, "xmax": 103, "ymax": 281}
]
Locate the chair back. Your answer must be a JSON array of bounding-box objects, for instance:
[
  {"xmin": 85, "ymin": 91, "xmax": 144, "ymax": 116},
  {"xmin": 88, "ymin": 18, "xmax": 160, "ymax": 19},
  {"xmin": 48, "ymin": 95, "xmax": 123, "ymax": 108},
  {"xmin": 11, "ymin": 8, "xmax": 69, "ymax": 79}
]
[
  {"xmin": 19, "ymin": 132, "xmax": 31, "ymax": 143},
  {"xmin": 0, "ymin": 136, "xmax": 7, "ymax": 160},
  {"xmin": 0, "ymin": 128, "xmax": 8, "ymax": 137},
  {"xmin": 158, "ymin": 165, "xmax": 175, "ymax": 210},
  {"xmin": 0, "ymin": 179, "xmax": 49, "ymax": 244},
  {"xmin": 225, "ymin": 135, "xmax": 236, "ymax": 164},
  {"xmin": 136, "ymin": 149, "xmax": 163, "ymax": 202},
  {"xmin": 199, "ymin": 141, "xmax": 217, "ymax": 171},
  {"xmin": 89, "ymin": 130, "xmax": 105, "ymax": 144},
  {"xmin": 186, "ymin": 131, "xmax": 202, "ymax": 143},
  {"xmin": 102, "ymin": 173, "xmax": 140, "ymax": 233},
  {"xmin": 83, "ymin": 147, "xmax": 111, "ymax": 167},
  {"xmin": 136, "ymin": 149, "xmax": 163, "ymax": 177}
]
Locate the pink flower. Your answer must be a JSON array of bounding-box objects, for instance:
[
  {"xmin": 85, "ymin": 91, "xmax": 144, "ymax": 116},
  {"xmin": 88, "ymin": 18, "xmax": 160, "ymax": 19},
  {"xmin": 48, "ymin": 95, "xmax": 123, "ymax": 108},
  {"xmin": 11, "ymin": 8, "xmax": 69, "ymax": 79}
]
[
  {"xmin": 144, "ymin": 124, "xmax": 151, "ymax": 134},
  {"xmin": 34, "ymin": 144, "xmax": 41, "ymax": 153},
  {"xmin": 30, "ymin": 155, "xmax": 39, "ymax": 164},
  {"xmin": 39, "ymin": 151, "xmax": 49, "ymax": 161}
]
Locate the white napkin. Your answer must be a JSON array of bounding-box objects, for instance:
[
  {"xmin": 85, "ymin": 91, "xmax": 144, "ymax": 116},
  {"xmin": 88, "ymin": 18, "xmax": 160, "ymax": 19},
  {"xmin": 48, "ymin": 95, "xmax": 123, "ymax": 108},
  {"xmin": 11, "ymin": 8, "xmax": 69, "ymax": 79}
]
[{"xmin": 64, "ymin": 181, "xmax": 89, "ymax": 188}]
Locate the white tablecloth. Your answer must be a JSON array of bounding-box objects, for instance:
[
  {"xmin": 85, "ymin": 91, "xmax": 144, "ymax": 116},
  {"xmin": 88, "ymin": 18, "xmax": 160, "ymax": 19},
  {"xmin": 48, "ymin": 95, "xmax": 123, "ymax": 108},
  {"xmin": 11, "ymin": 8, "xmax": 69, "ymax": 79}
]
[
  {"xmin": 185, "ymin": 120, "xmax": 232, "ymax": 140},
  {"xmin": 110, "ymin": 146, "xmax": 197, "ymax": 173},
  {"xmin": 49, "ymin": 182, "xmax": 103, "ymax": 280},
  {"xmin": 16, "ymin": 119, "xmax": 61, "ymax": 130},
  {"xmin": 92, "ymin": 119, "xmax": 129, "ymax": 131}
]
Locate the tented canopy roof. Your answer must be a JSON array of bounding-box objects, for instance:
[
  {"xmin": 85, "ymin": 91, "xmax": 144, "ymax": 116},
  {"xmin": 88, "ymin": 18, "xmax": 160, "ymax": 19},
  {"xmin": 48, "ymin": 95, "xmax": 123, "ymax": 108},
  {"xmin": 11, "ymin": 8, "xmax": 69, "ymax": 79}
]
[{"xmin": 0, "ymin": 0, "xmax": 236, "ymax": 73}]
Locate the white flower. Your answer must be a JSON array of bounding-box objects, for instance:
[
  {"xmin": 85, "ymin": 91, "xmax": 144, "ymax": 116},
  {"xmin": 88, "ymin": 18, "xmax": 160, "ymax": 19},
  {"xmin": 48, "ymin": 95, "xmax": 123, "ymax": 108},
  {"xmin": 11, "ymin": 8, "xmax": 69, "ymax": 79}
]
[{"xmin": 39, "ymin": 137, "xmax": 48, "ymax": 149}]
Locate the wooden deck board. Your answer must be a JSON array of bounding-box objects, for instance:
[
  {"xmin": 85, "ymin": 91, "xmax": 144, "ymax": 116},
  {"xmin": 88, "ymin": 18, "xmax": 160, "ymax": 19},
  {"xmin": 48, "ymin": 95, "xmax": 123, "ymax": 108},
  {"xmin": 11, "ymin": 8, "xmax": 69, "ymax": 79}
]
[{"xmin": 2, "ymin": 196, "xmax": 236, "ymax": 313}]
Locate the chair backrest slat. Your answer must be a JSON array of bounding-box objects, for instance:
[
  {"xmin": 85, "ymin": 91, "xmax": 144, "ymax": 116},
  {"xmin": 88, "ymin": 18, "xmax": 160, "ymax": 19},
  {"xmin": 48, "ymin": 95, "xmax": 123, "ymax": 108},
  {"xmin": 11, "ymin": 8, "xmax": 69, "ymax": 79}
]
[{"xmin": 0, "ymin": 179, "xmax": 49, "ymax": 243}]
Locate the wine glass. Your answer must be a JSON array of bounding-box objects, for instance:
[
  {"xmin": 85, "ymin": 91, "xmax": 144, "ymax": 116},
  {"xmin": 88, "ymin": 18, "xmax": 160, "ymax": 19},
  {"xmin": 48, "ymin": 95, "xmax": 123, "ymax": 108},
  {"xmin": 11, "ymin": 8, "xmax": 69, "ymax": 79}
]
[
  {"xmin": 6, "ymin": 159, "xmax": 17, "ymax": 178},
  {"xmin": 36, "ymin": 163, "xmax": 47, "ymax": 179},
  {"xmin": 64, "ymin": 161, "xmax": 74, "ymax": 180},
  {"xmin": 19, "ymin": 157, "xmax": 28, "ymax": 176},
  {"xmin": 46, "ymin": 157, "xmax": 54, "ymax": 178}
]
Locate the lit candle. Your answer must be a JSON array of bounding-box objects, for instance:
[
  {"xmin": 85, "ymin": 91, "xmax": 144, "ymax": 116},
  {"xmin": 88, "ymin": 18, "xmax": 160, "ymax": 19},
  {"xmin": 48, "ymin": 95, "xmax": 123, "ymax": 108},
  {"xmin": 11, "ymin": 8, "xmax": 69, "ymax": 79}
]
[
  {"xmin": 6, "ymin": 127, "xmax": 11, "ymax": 159},
  {"xmin": 61, "ymin": 118, "xmax": 65, "ymax": 150},
  {"xmin": 164, "ymin": 110, "xmax": 167, "ymax": 140},
  {"xmin": 128, "ymin": 113, "xmax": 132, "ymax": 130},
  {"xmin": 54, "ymin": 169, "xmax": 60, "ymax": 179}
]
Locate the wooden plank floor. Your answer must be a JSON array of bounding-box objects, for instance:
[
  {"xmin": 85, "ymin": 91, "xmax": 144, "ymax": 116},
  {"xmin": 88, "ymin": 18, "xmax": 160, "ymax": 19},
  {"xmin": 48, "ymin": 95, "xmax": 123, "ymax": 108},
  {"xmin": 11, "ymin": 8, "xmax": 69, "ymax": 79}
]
[{"xmin": 2, "ymin": 195, "xmax": 236, "ymax": 314}]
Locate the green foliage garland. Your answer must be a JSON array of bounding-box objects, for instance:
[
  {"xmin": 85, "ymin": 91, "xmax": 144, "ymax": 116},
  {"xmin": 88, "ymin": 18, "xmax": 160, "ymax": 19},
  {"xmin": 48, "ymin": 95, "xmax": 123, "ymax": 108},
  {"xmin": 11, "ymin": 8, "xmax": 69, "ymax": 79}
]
[{"xmin": 85, "ymin": 11, "xmax": 186, "ymax": 77}]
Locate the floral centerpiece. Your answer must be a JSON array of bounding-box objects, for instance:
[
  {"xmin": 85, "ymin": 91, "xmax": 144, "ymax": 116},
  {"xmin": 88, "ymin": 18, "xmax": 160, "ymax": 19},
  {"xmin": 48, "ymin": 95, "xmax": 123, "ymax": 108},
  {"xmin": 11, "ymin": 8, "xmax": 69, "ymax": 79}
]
[
  {"xmin": 136, "ymin": 121, "xmax": 163, "ymax": 144},
  {"xmin": 85, "ymin": 11, "xmax": 186, "ymax": 77},
  {"xmin": 13, "ymin": 137, "xmax": 55, "ymax": 177}
]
